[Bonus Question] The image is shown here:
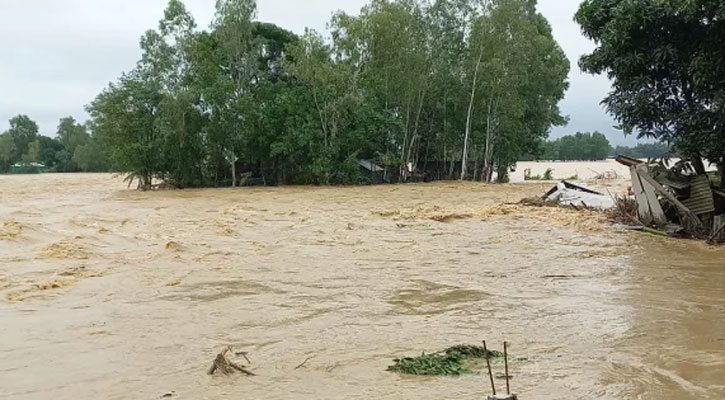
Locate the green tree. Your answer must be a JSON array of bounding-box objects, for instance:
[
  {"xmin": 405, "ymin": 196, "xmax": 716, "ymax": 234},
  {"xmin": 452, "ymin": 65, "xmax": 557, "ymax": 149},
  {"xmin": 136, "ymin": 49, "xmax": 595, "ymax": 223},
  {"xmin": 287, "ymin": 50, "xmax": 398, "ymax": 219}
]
[
  {"xmin": 86, "ymin": 0, "xmax": 569, "ymax": 188},
  {"xmin": 6, "ymin": 115, "xmax": 39, "ymax": 162},
  {"xmin": 88, "ymin": 73, "xmax": 165, "ymax": 189},
  {"xmin": 467, "ymin": 0, "xmax": 569, "ymax": 181},
  {"xmin": 0, "ymin": 132, "xmax": 15, "ymax": 172},
  {"xmin": 56, "ymin": 117, "xmax": 90, "ymax": 171},
  {"xmin": 555, "ymin": 132, "xmax": 611, "ymax": 161},
  {"xmin": 57, "ymin": 117, "xmax": 90, "ymax": 153},
  {"xmin": 576, "ymin": 0, "xmax": 725, "ymax": 184},
  {"xmin": 613, "ymin": 142, "xmax": 671, "ymax": 159},
  {"xmin": 73, "ymin": 137, "xmax": 111, "ymax": 172},
  {"xmin": 209, "ymin": 0, "xmax": 257, "ymax": 186},
  {"xmin": 89, "ymin": 0, "xmax": 198, "ymax": 189},
  {"xmin": 37, "ymin": 136, "xmax": 64, "ymax": 169},
  {"xmin": 21, "ymin": 140, "xmax": 40, "ymax": 164},
  {"xmin": 333, "ymin": 0, "xmax": 432, "ymax": 179}
]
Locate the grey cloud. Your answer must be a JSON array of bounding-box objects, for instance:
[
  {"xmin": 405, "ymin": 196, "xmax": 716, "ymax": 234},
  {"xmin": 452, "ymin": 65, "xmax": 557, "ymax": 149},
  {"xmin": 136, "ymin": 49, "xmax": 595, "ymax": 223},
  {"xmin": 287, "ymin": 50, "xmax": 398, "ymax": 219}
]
[{"xmin": 0, "ymin": 0, "xmax": 640, "ymax": 146}]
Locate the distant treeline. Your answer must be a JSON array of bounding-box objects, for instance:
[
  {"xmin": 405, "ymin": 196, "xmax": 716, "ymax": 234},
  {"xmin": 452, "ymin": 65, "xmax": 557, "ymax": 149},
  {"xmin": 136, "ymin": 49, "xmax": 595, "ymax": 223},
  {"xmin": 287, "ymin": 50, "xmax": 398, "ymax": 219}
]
[
  {"xmin": 610, "ymin": 143, "xmax": 672, "ymax": 159},
  {"xmin": 0, "ymin": 115, "xmax": 110, "ymax": 173},
  {"xmin": 521, "ymin": 131, "xmax": 671, "ymax": 161}
]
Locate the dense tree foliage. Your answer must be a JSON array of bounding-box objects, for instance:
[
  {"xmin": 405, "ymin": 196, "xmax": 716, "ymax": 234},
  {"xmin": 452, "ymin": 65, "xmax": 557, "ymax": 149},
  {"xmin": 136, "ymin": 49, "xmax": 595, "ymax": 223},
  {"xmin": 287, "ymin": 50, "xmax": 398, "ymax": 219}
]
[
  {"xmin": 0, "ymin": 114, "xmax": 109, "ymax": 173},
  {"xmin": 7, "ymin": 115, "xmax": 39, "ymax": 163},
  {"xmin": 611, "ymin": 143, "xmax": 671, "ymax": 160},
  {"xmin": 576, "ymin": 0, "xmax": 725, "ymax": 184},
  {"xmin": 85, "ymin": 0, "xmax": 568, "ymax": 188},
  {"xmin": 524, "ymin": 131, "xmax": 611, "ymax": 161}
]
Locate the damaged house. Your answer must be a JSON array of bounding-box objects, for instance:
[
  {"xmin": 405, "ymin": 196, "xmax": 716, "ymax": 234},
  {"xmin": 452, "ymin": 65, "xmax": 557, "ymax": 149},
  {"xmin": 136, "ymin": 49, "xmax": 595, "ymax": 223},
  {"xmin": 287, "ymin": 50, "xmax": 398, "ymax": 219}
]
[{"xmin": 616, "ymin": 155, "xmax": 725, "ymax": 242}]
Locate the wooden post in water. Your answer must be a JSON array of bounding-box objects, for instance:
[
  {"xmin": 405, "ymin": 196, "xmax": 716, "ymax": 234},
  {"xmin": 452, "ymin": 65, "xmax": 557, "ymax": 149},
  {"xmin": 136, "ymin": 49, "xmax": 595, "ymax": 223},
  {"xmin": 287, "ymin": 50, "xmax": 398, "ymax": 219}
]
[
  {"xmin": 504, "ymin": 342, "xmax": 510, "ymax": 395},
  {"xmin": 483, "ymin": 340, "xmax": 496, "ymax": 396}
]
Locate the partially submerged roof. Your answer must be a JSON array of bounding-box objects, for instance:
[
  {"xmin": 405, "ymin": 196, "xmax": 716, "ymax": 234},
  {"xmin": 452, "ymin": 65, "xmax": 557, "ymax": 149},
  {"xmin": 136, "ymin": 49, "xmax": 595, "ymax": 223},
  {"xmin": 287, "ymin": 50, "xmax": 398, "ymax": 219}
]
[
  {"xmin": 545, "ymin": 180, "xmax": 614, "ymax": 210},
  {"xmin": 681, "ymin": 175, "xmax": 715, "ymax": 216},
  {"xmin": 358, "ymin": 159, "xmax": 384, "ymax": 172}
]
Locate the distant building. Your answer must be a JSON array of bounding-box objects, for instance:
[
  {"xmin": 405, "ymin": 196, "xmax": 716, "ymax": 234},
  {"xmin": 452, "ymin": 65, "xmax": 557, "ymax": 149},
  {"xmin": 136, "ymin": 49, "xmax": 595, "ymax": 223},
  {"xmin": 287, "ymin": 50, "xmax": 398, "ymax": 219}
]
[{"xmin": 10, "ymin": 162, "xmax": 45, "ymax": 174}]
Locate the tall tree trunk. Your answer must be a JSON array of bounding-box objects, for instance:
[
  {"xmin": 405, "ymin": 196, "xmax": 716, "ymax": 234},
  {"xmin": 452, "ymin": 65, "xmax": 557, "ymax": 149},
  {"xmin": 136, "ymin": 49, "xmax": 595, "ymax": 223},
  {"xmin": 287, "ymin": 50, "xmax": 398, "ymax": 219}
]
[
  {"xmin": 406, "ymin": 90, "xmax": 426, "ymax": 172},
  {"xmin": 312, "ymin": 90, "xmax": 328, "ymax": 149},
  {"xmin": 472, "ymin": 154, "xmax": 479, "ymax": 181},
  {"xmin": 482, "ymin": 98, "xmax": 494, "ymax": 182},
  {"xmin": 400, "ymin": 98, "xmax": 413, "ymax": 182},
  {"xmin": 443, "ymin": 92, "xmax": 449, "ymax": 179},
  {"xmin": 231, "ymin": 152, "xmax": 236, "ymax": 188},
  {"xmin": 461, "ymin": 50, "xmax": 484, "ymax": 180}
]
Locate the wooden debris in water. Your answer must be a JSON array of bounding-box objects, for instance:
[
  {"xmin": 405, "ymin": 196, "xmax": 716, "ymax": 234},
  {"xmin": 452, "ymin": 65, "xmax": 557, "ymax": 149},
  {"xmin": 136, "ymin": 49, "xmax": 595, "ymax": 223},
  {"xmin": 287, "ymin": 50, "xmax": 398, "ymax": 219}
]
[
  {"xmin": 208, "ymin": 346, "xmax": 255, "ymax": 376},
  {"xmin": 165, "ymin": 241, "xmax": 183, "ymax": 251}
]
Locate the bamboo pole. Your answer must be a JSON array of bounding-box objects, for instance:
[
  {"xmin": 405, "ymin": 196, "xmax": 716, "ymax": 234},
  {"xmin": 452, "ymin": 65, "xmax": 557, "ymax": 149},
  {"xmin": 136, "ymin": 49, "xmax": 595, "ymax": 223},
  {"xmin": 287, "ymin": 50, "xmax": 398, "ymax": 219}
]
[
  {"xmin": 504, "ymin": 342, "xmax": 510, "ymax": 395},
  {"xmin": 483, "ymin": 340, "xmax": 496, "ymax": 396}
]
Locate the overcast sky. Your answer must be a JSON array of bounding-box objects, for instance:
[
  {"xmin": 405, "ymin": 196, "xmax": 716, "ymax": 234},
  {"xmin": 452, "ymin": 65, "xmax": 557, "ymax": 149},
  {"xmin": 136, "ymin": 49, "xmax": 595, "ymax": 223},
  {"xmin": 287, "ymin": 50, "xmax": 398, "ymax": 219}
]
[{"xmin": 0, "ymin": 0, "xmax": 641, "ymax": 146}]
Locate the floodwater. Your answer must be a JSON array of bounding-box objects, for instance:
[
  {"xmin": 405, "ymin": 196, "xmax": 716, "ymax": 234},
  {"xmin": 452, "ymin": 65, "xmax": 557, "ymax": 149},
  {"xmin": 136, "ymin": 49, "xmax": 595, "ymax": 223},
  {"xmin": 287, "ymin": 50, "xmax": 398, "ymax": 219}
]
[
  {"xmin": 0, "ymin": 173, "xmax": 723, "ymax": 400},
  {"xmin": 511, "ymin": 159, "xmax": 632, "ymax": 182}
]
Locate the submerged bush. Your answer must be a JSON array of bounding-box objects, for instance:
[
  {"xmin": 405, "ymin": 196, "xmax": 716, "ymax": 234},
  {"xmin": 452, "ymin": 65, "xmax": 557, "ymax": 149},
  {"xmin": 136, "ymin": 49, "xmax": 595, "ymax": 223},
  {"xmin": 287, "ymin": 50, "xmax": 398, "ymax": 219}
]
[
  {"xmin": 387, "ymin": 345, "xmax": 503, "ymax": 376},
  {"xmin": 387, "ymin": 352, "xmax": 468, "ymax": 376}
]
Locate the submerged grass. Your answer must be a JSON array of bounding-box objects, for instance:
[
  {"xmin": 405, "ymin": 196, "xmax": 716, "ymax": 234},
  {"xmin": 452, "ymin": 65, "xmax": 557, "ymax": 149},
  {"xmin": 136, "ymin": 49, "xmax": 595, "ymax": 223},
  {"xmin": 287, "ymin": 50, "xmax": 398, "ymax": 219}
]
[{"xmin": 387, "ymin": 345, "xmax": 503, "ymax": 376}]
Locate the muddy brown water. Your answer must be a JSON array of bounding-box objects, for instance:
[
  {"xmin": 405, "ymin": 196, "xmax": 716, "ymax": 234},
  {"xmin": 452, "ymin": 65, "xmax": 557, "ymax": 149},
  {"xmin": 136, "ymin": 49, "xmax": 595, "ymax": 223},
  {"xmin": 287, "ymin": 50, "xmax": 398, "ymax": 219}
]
[{"xmin": 0, "ymin": 173, "xmax": 723, "ymax": 399}]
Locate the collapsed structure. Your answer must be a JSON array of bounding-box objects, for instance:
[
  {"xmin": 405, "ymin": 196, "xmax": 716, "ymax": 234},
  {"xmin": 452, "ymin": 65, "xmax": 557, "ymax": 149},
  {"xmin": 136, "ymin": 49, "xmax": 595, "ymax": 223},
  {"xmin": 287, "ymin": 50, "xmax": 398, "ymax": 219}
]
[{"xmin": 616, "ymin": 155, "xmax": 725, "ymax": 242}]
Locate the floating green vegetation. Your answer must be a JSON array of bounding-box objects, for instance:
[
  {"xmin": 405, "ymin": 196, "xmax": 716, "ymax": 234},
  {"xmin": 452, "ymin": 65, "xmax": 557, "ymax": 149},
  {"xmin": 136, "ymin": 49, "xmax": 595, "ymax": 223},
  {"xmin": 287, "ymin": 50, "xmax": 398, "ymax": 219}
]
[
  {"xmin": 387, "ymin": 345, "xmax": 504, "ymax": 376},
  {"xmin": 444, "ymin": 344, "xmax": 503, "ymax": 359},
  {"xmin": 387, "ymin": 352, "xmax": 468, "ymax": 376}
]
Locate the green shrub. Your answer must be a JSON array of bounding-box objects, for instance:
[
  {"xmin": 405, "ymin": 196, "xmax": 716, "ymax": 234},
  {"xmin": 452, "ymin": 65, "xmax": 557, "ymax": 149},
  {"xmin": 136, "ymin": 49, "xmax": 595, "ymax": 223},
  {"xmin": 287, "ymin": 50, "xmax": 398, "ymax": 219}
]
[{"xmin": 524, "ymin": 168, "xmax": 554, "ymax": 181}]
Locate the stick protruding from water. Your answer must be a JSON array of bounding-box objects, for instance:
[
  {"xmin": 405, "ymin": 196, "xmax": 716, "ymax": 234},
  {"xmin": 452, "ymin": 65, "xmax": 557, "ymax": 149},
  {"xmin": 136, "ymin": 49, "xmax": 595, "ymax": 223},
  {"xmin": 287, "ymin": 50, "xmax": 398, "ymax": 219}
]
[
  {"xmin": 483, "ymin": 340, "xmax": 496, "ymax": 395},
  {"xmin": 504, "ymin": 341, "xmax": 510, "ymax": 395}
]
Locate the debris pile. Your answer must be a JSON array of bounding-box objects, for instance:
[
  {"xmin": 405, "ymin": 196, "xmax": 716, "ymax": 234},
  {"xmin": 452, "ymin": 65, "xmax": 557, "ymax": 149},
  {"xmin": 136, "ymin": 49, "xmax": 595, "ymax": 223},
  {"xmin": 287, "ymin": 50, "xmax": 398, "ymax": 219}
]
[
  {"xmin": 592, "ymin": 170, "xmax": 622, "ymax": 180},
  {"xmin": 544, "ymin": 180, "xmax": 615, "ymax": 210},
  {"xmin": 208, "ymin": 346, "xmax": 255, "ymax": 376},
  {"xmin": 616, "ymin": 155, "xmax": 725, "ymax": 242}
]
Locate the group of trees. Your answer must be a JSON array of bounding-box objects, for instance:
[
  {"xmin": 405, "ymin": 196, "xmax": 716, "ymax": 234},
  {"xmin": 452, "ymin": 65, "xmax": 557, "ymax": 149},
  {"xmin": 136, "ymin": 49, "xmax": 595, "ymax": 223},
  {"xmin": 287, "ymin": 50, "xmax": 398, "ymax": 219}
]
[
  {"xmin": 576, "ymin": 0, "xmax": 725, "ymax": 187},
  {"xmin": 522, "ymin": 132, "xmax": 672, "ymax": 161},
  {"xmin": 0, "ymin": 115, "xmax": 109, "ymax": 173},
  {"xmin": 87, "ymin": 0, "xmax": 569, "ymax": 189},
  {"xmin": 611, "ymin": 143, "xmax": 671, "ymax": 160},
  {"xmin": 530, "ymin": 131, "xmax": 611, "ymax": 161}
]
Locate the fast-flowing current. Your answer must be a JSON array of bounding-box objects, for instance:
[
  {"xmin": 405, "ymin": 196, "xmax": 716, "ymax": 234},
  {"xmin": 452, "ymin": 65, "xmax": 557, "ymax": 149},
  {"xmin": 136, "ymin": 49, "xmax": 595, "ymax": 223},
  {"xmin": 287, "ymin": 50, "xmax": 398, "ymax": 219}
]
[{"xmin": 1, "ymin": 173, "xmax": 723, "ymax": 399}]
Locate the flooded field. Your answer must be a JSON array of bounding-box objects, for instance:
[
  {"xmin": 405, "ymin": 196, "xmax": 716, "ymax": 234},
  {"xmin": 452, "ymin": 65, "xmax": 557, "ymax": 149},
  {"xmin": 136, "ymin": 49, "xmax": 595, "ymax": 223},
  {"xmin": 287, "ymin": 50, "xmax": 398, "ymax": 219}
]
[
  {"xmin": 1, "ymin": 173, "xmax": 723, "ymax": 399},
  {"xmin": 511, "ymin": 159, "xmax": 632, "ymax": 182}
]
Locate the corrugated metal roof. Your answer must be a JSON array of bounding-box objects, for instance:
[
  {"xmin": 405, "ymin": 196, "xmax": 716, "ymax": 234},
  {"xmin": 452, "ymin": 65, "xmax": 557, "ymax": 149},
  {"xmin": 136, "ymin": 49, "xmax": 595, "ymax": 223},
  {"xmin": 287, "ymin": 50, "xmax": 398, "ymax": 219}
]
[
  {"xmin": 655, "ymin": 174, "xmax": 690, "ymax": 190},
  {"xmin": 681, "ymin": 175, "xmax": 715, "ymax": 215},
  {"xmin": 358, "ymin": 159, "xmax": 384, "ymax": 172},
  {"xmin": 707, "ymin": 172, "xmax": 721, "ymax": 188}
]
